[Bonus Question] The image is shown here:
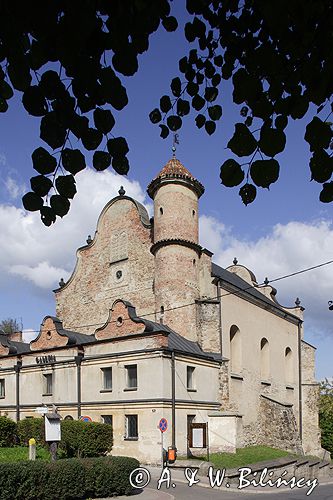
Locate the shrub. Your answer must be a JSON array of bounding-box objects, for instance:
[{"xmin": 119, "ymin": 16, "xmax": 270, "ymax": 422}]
[
  {"xmin": 58, "ymin": 420, "xmax": 113, "ymax": 458},
  {"xmin": 0, "ymin": 417, "xmax": 17, "ymax": 447},
  {"xmin": 0, "ymin": 456, "xmax": 139, "ymax": 500},
  {"xmin": 17, "ymin": 418, "xmax": 45, "ymax": 447}
]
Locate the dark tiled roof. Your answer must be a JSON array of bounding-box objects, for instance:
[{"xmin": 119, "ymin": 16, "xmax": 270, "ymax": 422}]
[
  {"xmin": 167, "ymin": 329, "xmax": 223, "ymax": 361},
  {"xmin": 211, "ymin": 263, "xmax": 299, "ymax": 320},
  {"xmin": 0, "ymin": 332, "xmax": 30, "ymax": 355},
  {"xmin": 47, "ymin": 317, "xmax": 94, "ymax": 345}
]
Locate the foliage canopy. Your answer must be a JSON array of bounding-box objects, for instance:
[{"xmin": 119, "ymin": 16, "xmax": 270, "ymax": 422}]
[
  {"xmin": 319, "ymin": 378, "xmax": 333, "ymax": 455},
  {"xmin": 0, "ymin": 0, "xmax": 333, "ymax": 225}
]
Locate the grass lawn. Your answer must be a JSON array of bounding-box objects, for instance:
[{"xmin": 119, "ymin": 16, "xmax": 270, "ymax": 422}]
[
  {"xmin": 178, "ymin": 446, "xmax": 291, "ymax": 469},
  {"xmin": 0, "ymin": 446, "xmax": 50, "ymax": 462},
  {"xmin": 207, "ymin": 446, "xmax": 290, "ymax": 469}
]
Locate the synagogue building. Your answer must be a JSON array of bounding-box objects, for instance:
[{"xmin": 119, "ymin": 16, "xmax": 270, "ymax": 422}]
[{"xmin": 0, "ymin": 158, "xmax": 323, "ymax": 463}]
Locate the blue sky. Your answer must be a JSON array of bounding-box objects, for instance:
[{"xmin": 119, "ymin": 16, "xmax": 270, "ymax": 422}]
[{"xmin": 0, "ymin": 3, "xmax": 332, "ymax": 379}]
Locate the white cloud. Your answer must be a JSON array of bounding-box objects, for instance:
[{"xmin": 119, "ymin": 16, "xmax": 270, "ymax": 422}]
[
  {"xmin": 0, "ymin": 168, "xmax": 150, "ymax": 290},
  {"xmin": 22, "ymin": 329, "xmax": 38, "ymax": 343},
  {"xmin": 4, "ymin": 176, "xmax": 25, "ymax": 199},
  {"xmin": 200, "ymin": 216, "xmax": 333, "ymax": 337}
]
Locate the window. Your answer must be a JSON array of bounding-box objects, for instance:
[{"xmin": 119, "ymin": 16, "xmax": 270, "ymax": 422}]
[
  {"xmin": 285, "ymin": 347, "xmax": 294, "ymax": 384},
  {"xmin": 187, "ymin": 366, "xmax": 195, "ymax": 390},
  {"xmin": 43, "ymin": 373, "xmax": 53, "ymax": 395},
  {"xmin": 230, "ymin": 325, "xmax": 242, "ymax": 374},
  {"xmin": 102, "ymin": 415, "xmax": 113, "ymax": 425},
  {"xmin": 260, "ymin": 338, "xmax": 270, "ymax": 380},
  {"xmin": 125, "ymin": 415, "xmax": 138, "ymax": 439},
  {"xmin": 125, "ymin": 365, "xmax": 137, "ymax": 390},
  {"xmin": 101, "ymin": 368, "xmax": 112, "ymax": 391},
  {"xmin": 0, "ymin": 379, "xmax": 5, "ymax": 398}
]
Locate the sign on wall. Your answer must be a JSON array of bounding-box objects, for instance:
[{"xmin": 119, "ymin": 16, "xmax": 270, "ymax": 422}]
[{"xmin": 189, "ymin": 423, "xmax": 207, "ymax": 448}]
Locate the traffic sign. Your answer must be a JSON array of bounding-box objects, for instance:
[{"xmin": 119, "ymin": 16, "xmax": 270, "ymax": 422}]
[
  {"xmin": 159, "ymin": 417, "xmax": 168, "ymax": 433},
  {"xmin": 80, "ymin": 415, "xmax": 92, "ymax": 422}
]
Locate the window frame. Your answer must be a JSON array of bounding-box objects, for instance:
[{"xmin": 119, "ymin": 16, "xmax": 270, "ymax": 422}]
[
  {"xmin": 101, "ymin": 367, "xmax": 112, "ymax": 392},
  {"xmin": 43, "ymin": 373, "xmax": 53, "ymax": 396},
  {"xmin": 124, "ymin": 364, "xmax": 137, "ymax": 391},
  {"xmin": 125, "ymin": 414, "xmax": 138, "ymax": 440},
  {"xmin": 0, "ymin": 379, "xmax": 5, "ymax": 398},
  {"xmin": 186, "ymin": 366, "xmax": 196, "ymax": 391}
]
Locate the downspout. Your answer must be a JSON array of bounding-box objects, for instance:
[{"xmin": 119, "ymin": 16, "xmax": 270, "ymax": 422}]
[
  {"xmin": 217, "ymin": 281, "xmax": 223, "ymax": 357},
  {"xmin": 15, "ymin": 358, "xmax": 22, "ymax": 422},
  {"xmin": 297, "ymin": 321, "xmax": 303, "ymax": 443},
  {"xmin": 171, "ymin": 351, "xmax": 176, "ymax": 448},
  {"xmin": 75, "ymin": 351, "xmax": 84, "ymax": 419}
]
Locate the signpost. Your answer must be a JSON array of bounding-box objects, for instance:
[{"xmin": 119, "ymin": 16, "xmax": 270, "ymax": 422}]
[
  {"xmin": 158, "ymin": 418, "xmax": 168, "ymax": 469},
  {"xmin": 45, "ymin": 411, "xmax": 61, "ymax": 461}
]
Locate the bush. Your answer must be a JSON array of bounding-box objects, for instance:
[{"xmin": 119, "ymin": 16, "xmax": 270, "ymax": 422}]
[
  {"xmin": 17, "ymin": 418, "xmax": 45, "ymax": 447},
  {"xmin": 0, "ymin": 456, "xmax": 139, "ymax": 500},
  {"xmin": 58, "ymin": 420, "xmax": 113, "ymax": 458},
  {"xmin": 0, "ymin": 417, "xmax": 17, "ymax": 447}
]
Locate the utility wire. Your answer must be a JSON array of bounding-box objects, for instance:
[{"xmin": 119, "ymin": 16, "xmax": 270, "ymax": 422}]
[{"xmin": 13, "ymin": 258, "xmax": 333, "ymax": 335}]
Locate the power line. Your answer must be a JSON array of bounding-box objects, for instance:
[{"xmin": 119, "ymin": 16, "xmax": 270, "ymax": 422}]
[{"xmin": 16, "ymin": 258, "xmax": 333, "ymax": 335}]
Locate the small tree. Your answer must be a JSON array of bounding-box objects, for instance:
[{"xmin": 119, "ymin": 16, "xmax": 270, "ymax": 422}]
[
  {"xmin": 0, "ymin": 318, "xmax": 21, "ymax": 335},
  {"xmin": 319, "ymin": 378, "xmax": 333, "ymax": 454}
]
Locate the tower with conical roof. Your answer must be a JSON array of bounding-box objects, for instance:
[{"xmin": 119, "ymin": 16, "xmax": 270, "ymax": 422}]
[{"xmin": 147, "ymin": 158, "xmax": 205, "ymax": 341}]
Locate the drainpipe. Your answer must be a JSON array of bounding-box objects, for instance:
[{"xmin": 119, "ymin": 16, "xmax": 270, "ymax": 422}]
[
  {"xmin": 297, "ymin": 321, "xmax": 303, "ymax": 442},
  {"xmin": 15, "ymin": 358, "xmax": 22, "ymax": 422},
  {"xmin": 171, "ymin": 351, "xmax": 176, "ymax": 448},
  {"xmin": 217, "ymin": 281, "xmax": 223, "ymax": 357},
  {"xmin": 75, "ymin": 351, "xmax": 84, "ymax": 419}
]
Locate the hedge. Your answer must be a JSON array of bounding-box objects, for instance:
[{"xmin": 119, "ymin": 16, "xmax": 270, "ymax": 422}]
[
  {"xmin": 0, "ymin": 456, "xmax": 139, "ymax": 500},
  {"xmin": 16, "ymin": 418, "xmax": 112, "ymax": 458},
  {"xmin": 17, "ymin": 418, "xmax": 45, "ymax": 447},
  {"xmin": 0, "ymin": 417, "xmax": 17, "ymax": 447},
  {"xmin": 58, "ymin": 420, "xmax": 113, "ymax": 458}
]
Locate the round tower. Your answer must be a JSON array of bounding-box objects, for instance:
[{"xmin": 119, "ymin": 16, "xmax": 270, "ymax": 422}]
[{"xmin": 147, "ymin": 158, "xmax": 204, "ymax": 341}]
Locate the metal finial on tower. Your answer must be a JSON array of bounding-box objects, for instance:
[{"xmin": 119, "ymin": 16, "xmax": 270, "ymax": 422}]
[
  {"xmin": 86, "ymin": 235, "xmax": 92, "ymax": 245},
  {"xmin": 59, "ymin": 278, "xmax": 65, "ymax": 288},
  {"xmin": 233, "ymin": 257, "xmax": 238, "ymax": 265},
  {"xmin": 295, "ymin": 297, "xmax": 301, "ymax": 307},
  {"xmin": 172, "ymin": 133, "xmax": 179, "ymax": 157},
  {"xmin": 264, "ymin": 277, "xmax": 269, "ymax": 286},
  {"xmin": 118, "ymin": 186, "xmax": 125, "ymax": 196}
]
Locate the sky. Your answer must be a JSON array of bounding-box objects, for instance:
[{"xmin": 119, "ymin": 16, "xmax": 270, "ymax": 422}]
[{"xmin": 0, "ymin": 2, "xmax": 332, "ymax": 380}]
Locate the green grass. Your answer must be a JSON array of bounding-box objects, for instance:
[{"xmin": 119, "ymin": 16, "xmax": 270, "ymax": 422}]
[
  {"xmin": 178, "ymin": 446, "xmax": 290, "ymax": 469},
  {"xmin": 208, "ymin": 446, "xmax": 290, "ymax": 469},
  {"xmin": 0, "ymin": 446, "xmax": 50, "ymax": 462}
]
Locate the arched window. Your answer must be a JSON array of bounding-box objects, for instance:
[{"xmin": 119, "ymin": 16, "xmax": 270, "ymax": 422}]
[
  {"xmin": 260, "ymin": 338, "xmax": 270, "ymax": 380},
  {"xmin": 285, "ymin": 347, "xmax": 293, "ymax": 384},
  {"xmin": 230, "ymin": 325, "xmax": 242, "ymax": 374}
]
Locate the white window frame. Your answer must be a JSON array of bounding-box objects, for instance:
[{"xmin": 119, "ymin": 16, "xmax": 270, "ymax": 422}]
[
  {"xmin": 187, "ymin": 366, "xmax": 196, "ymax": 391},
  {"xmin": 125, "ymin": 364, "xmax": 137, "ymax": 390},
  {"xmin": 101, "ymin": 367, "xmax": 112, "ymax": 391}
]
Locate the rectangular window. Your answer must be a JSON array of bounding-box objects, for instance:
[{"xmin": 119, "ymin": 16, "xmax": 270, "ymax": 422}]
[
  {"xmin": 102, "ymin": 415, "xmax": 113, "ymax": 425},
  {"xmin": 101, "ymin": 368, "xmax": 112, "ymax": 390},
  {"xmin": 125, "ymin": 415, "xmax": 138, "ymax": 439},
  {"xmin": 0, "ymin": 379, "xmax": 5, "ymax": 398},
  {"xmin": 125, "ymin": 364, "xmax": 137, "ymax": 389},
  {"xmin": 43, "ymin": 373, "xmax": 53, "ymax": 395},
  {"xmin": 187, "ymin": 366, "xmax": 195, "ymax": 390}
]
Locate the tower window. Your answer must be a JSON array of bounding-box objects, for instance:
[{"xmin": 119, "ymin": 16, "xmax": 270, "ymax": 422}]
[
  {"xmin": 192, "ymin": 209, "xmax": 196, "ymax": 217},
  {"xmin": 159, "ymin": 207, "xmax": 163, "ymax": 215}
]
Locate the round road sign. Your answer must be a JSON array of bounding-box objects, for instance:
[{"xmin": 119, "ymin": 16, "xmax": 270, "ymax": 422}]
[{"xmin": 159, "ymin": 417, "xmax": 168, "ymax": 433}]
